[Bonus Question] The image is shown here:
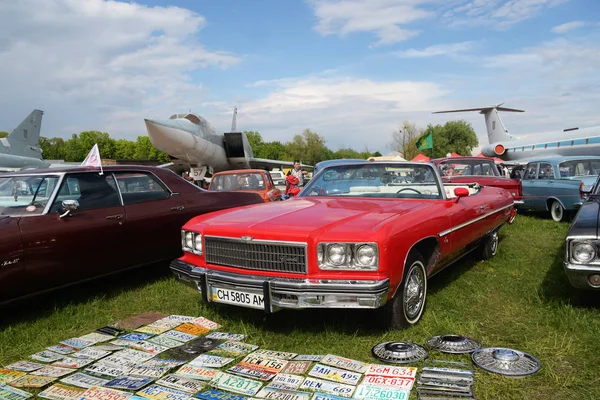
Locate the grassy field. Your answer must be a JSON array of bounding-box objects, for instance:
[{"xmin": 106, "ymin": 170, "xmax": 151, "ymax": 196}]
[{"xmin": 1, "ymin": 214, "xmax": 599, "ymax": 399}]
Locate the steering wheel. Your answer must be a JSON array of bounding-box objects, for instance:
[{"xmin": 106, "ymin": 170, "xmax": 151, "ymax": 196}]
[{"xmin": 397, "ymin": 188, "xmax": 422, "ymax": 194}]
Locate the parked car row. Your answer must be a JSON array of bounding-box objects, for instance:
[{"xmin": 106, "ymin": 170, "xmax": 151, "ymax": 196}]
[{"xmin": 2, "ymin": 154, "xmax": 597, "ymax": 323}]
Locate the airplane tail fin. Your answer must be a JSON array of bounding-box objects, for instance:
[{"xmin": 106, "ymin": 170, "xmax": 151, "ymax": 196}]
[
  {"xmin": 8, "ymin": 109, "xmax": 44, "ymax": 147},
  {"xmin": 433, "ymin": 104, "xmax": 523, "ymax": 143}
]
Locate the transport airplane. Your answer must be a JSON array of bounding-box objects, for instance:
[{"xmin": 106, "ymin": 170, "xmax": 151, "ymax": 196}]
[{"xmin": 433, "ymin": 104, "xmax": 600, "ymax": 161}]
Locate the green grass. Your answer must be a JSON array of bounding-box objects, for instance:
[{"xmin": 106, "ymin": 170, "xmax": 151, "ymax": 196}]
[{"xmin": 1, "ymin": 215, "xmax": 599, "ymax": 399}]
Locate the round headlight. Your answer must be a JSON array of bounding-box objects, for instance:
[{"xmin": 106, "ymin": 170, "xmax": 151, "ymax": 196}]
[
  {"xmin": 194, "ymin": 234, "xmax": 203, "ymax": 253},
  {"xmin": 185, "ymin": 232, "xmax": 194, "ymax": 249},
  {"xmin": 356, "ymin": 245, "xmax": 376, "ymax": 266},
  {"xmin": 327, "ymin": 244, "xmax": 347, "ymax": 266},
  {"xmin": 573, "ymin": 242, "xmax": 595, "ymax": 263}
]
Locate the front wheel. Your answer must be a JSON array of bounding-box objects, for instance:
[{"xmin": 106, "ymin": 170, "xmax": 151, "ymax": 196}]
[
  {"xmin": 380, "ymin": 251, "xmax": 427, "ymax": 329},
  {"xmin": 550, "ymin": 200, "xmax": 565, "ymax": 222}
]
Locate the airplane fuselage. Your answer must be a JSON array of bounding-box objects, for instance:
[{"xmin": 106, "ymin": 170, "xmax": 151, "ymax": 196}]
[{"xmin": 0, "ymin": 153, "xmax": 50, "ymax": 170}]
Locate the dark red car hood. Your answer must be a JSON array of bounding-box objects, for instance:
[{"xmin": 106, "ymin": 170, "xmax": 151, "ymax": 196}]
[{"xmin": 186, "ymin": 197, "xmax": 435, "ymax": 240}]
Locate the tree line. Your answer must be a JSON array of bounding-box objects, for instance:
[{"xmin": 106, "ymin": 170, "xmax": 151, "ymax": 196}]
[{"xmin": 1, "ymin": 119, "xmax": 478, "ymax": 164}]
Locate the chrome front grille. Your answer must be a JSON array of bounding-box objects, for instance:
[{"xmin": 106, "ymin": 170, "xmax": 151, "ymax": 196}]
[{"xmin": 204, "ymin": 236, "xmax": 308, "ymax": 274}]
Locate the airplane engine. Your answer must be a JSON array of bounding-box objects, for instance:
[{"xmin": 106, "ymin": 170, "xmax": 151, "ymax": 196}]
[
  {"xmin": 481, "ymin": 143, "xmax": 506, "ymax": 157},
  {"xmin": 224, "ymin": 132, "xmax": 253, "ymax": 169}
]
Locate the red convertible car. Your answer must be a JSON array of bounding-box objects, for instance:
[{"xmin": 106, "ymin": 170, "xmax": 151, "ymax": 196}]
[
  {"xmin": 0, "ymin": 165, "xmax": 262, "ymax": 305},
  {"xmin": 171, "ymin": 161, "xmax": 515, "ymax": 328}
]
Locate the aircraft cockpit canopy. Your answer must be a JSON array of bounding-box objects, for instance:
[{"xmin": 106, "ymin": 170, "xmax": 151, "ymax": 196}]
[{"xmin": 168, "ymin": 113, "xmax": 202, "ymax": 125}]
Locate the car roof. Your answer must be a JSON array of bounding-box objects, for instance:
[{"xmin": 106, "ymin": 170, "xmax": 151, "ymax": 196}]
[
  {"xmin": 212, "ymin": 169, "xmax": 266, "ymax": 175},
  {"xmin": 433, "ymin": 156, "xmax": 494, "ymax": 163},
  {"xmin": 0, "ymin": 165, "xmax": 168, "ymax": 177}
]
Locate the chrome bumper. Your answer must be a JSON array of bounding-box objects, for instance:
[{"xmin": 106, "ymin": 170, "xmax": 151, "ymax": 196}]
[
  {"xmin": 170, "ymin": 259, "xmax": 390, "ymax": 312},
  {"xmin": 513, "ymin": 200, "xmax": 524, "ymax": 205},
  {"xmin": 563, "ymin": 262, "xmax": 600, "ymax": 290}
]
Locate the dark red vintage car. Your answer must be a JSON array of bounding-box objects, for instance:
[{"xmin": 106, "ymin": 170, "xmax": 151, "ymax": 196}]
[
  {"xmin": 432, "ymin": 157, "xmax": 523, "ymax": 207},
  {"xmin": 0, "ymin": 165, "xmax": 263, "ymax": 305},
  {"xmin": 171, "ymin": 161, "xmax": 516, "ymax": 329}
]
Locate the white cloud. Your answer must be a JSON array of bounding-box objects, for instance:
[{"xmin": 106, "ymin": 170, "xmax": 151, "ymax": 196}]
[
  {"xmin": 551, "ymin": 20, "xmax": 588, "ymax": 33},
  {"xmin": 444, "ymin": 0, "xmax": 570, "ymax": 28},
  {"xmin": 0, "ymin": 0, "xmax": 240, "ymax": 138},
  {"xmin": 308, "ymin": 0, "xmax": 435, "ymax": 46},
  {"xmin": 394, "ymin": 41, "xmax": 474, "ymax": 58}
]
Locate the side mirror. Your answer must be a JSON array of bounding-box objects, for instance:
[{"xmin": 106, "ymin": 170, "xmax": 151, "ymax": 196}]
[
  {"xmin": 60, "ymin": 199, "xmax": 79, "ymax": 218},
  {"xmin": 453, "ymin": 187, "xmax": 469, "ymax": 203}
]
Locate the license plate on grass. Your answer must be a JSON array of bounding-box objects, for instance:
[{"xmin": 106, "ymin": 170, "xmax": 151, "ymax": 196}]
[
  {"xmin": 210, "ymin": 372, "xmax": 263, "ymax": 396},
  {"xmin": 352, "ymin": 385, "xmax": 409, "ymax": 400},
  {"xmin": 211, "ymin": 287, "xmax": 265, "ymax": 310}
]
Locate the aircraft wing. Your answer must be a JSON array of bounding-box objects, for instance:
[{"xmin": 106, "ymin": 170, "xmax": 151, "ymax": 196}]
[{"xmin": 248, "ymin": 158, "xmax": 312, "ymax": 170}]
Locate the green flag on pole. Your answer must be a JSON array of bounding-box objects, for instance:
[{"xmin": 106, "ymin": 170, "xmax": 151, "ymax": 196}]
[{"xmin": 416, "ymin": 132, "xmax": 433, "ymax": 150}]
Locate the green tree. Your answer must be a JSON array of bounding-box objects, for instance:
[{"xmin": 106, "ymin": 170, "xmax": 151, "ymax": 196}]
[
  {"xmin": 260, "ymin": 141, "xmax": 287, "ymax": 160},
  {"xmin": 421, "ymin": 120, "xmax": 479, "ymax": 158},
  {"xmin": 63, "ymin": 134, "xmax": 85, "ymax": 162},
  {"xmin": 114, "ymin": 139, "xmax": 137, "ymax": 159},
  {"xmin": 39, "ymin": 137, "xmax": 66, "ymax": 160},
  {"xmin": 0, "ymin": 131, "xmax": 8, "ymax": 138},
  {"xmin": 284, "ymin": 129, "xmax": 329, "ymax": 166},
  {"xmin": 389, "ymin": 121, "xmax": 422, "ymax": 160},
  {"xmin": 79, "ymin": 131, "xmax": 116, "ymax": 159},
  {"xmin": 134, "ymin": 136, "xmax": 170, "ymax": 162}
]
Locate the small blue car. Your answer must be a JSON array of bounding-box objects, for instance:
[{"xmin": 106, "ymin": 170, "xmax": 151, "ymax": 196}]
[{"xmin": 518, "ymin": 156, "xmax": 600, "ymax": 222}]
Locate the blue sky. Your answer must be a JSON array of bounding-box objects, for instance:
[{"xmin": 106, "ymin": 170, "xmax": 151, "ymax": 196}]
[{"xmin": 0, "ymin": 0, "xmax": 599, "ymax": 155}]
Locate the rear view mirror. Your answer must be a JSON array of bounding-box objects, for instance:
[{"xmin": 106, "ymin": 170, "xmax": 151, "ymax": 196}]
[
  {"xmin": 60, "ymin": 199, "xmax": 79, "ymax": 218},
  {"xmin": 453, "ymin": 187, "xmax": 469, "ymax": 202}
]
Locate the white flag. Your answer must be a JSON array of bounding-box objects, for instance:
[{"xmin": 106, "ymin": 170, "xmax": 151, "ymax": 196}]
[{"xmin": 81, "ymin": 143, "xmax": 103, "ymax": 174}]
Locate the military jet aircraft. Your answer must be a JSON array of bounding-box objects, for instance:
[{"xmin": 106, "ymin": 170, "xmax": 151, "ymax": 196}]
[
  {"xmin": 0, "ymin": 109, "xmax": 50, "ymax": 172},
  {"xmin": 434, "ymin": 104, "xmax": 600, "ymax": 161},
  {"xmin": 144, "ymin": 109, "xmax": 296, "ymax": 179}
]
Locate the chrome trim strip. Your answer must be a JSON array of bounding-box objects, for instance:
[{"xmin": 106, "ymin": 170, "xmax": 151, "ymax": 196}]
[
  {"xmin": 438, "ymin": 203, "xmax": 513, "ymax": 237},
  {"xmin": 204, "ymin": 235, "xmax": 307, "ymax": 247}
]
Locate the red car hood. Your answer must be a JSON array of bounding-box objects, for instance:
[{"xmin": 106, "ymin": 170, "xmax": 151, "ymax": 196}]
[{"xmin": 187, "ymin": 197, "xmax": 434, "ymax": 241}]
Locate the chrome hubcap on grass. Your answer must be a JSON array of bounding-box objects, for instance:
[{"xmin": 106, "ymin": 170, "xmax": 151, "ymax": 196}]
[
  {"xmin": 372, "ymin": 341, "xmax": 429, "ymax": 364},
  {"xmin": 404, "ymin": 262, "xmax": 425, "ymax": 320},
  {"xmin": 426, "ymin": 334, "xmax": 482, "ymax": 354},
  {"xmin": 472, "ymin": 347, "xmax": 541, "ymax": 376}
]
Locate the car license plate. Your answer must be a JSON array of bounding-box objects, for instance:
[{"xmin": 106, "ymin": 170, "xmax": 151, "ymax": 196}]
[
  {"xmin": 205, "ymin": 333, "xmax": 246, "ymax": 341},
  {"xmin": 30, "ymin": 350, "xmax": 65, "ymax": 363},
  {"xmin": 78, "ymin": 333, "xmax": 115, "ymax": 344},
  {"xmin": 210, "ymin": 372, "xmax": 263, "ymax": 396},
  {"xmin": 299, "ymin": 378, "xmax": 355, "ymax": 398},
  {"xmin": 359, "ymin": 377, "xmax": 413, "ymax": 390},
  {"xmin": 294, "ymin": 355, "xmax": 324, "ymax": 362},
  {"xmin": 84, "ymin": 363, "xmax": 132, "ymax": 378},
  {"xmin": 135, "ymin": 326, "xmax": 171, "ymax": 335},
  {"xmin": 37, "ymin": 383, "xmax": 86, "ymax": 400},
  {"xmin": 192, "ymin": 317, "xmax": 221, "ymax": 331},
  {"xmin": 211, "ymin": 287, "xmax": 265, "ymax": 310},
  {"xmin": 227, "ymin": 365, "xmax": 275, "ymax": 382},
  {"xmin": 5, "ymin": 361, "xmax": 45, "ymax": 372},
  {"xmin": 59, "ymin": 373, "xmax": 109, "ymax": 389},
  {"xmin": 281, "ymin": 362, "xmax": 311, "ymax": 375},
  {"xmin": 250, "ymin": 350, "xmax": 298, "ymax": 361},
  {"xmin": 71, "ymin": 348, "xmax": 112, "ymax": 360},
  {"xmin": 46, "ymin": 346, "xmax": 75, "ymax": 356},
  {"xmin": 129, "ymin": 366, "xmax": 169, "ymax": 380},
  {"xmin": 213, "ymin": 341, "xmax": 259, "ymax": 357},
  {"xmin": 352, "ymin": 385, "xmax": 409, "ymax": 400},
  {"xmin": 256, "ymin": 387, "xmax": 311, "ymax": 400},
  {"xmin": 8, "ymin": 375, "xmax": 57, "ymax": 388},
  {"xmin": 30, "ymin": 366, "xmax": 75, "ymax": 378},
  {"xmin": 195, "ymin": 389, "xmax": 245, "ymax": 400},
  {"xmin": 0, "ymin": 368, "xmax": 26, "ymax": 384},
  {"xmin": 267, "ymin": 374, "xmax": 305, "ymax": 391},
  {"xmin": 81, "ymin": 386, "xmax": 133, "ymax": 400},
  {"xmin": 364, "ymin": 365, "xmax": 417, "ymax": 379},
  {"xmin": 156, "ymin": 374, "xmax": 205, "ymax": 394},
  {"xmin": 104, "ymin": 377, "xmax": 153, "ymax": 391},
  {"xmin": 136, "ymin": 384, "xmax": 191, "ymax": 400},
  {"xmin": 311, "ymin": 393, "xmax": 348, "ymax": 400},
  {"xmin": 189, "ymin": 354, "xmax": 234, "ymax": 368},
  {"xmin": 142, "ymin": 359, "xmax": 185, "ymax": 369},
  {"xmin": 320, "ymin": 355, "xmax": 368, "ymax": 374},
  {"xmin": 147, "ymin": 336, "xmax": 183, "ymax": 349},
  {"xmin": 175, "ymin": 365, "xmax": 219, "ymax": 381},
  {"xmin": 175, "ymin": 323, "xmax": 208, "ymax": 337},
  {"xmin": 128, "ymin": 341, "xmax": 168, "ymax": 355},
  {"xmin": 52, "ymin": 357, "xmax": 94, "ymax": 369},
  {"xmin": 161, "ymin": 331, "xmax": 197, "ymax": 343},
  {"xmin": 59, "ymin": 338, "xmax": 94, "ymax": 350},
  {"xmin": 0, "ymin": 383, "xmax": 34, "ymax": 399},
  {"xmin": 308, "ymin": 364, "xmax": 361, "ymax": 386}
]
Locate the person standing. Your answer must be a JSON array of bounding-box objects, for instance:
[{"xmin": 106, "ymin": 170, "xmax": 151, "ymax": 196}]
[
  {"xmin": 286, "ymin": 160, "xmax": 305, "ymax": 187},
  {"xmin": 498, "ymin": 163, "xmax": 510, "ymax": 179}
]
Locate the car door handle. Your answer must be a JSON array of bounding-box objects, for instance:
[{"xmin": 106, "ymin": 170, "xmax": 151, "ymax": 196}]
[
  {"xmin": 106, "ymin": 214, "xmax": 123, "ymax": 220},
  {"xmin": 170, "ymin": 206, "xmax": 185, "ymax": 211},
  {"xmin": 480, "ymin": 205, "xmax": 488, "ymax": 210}
]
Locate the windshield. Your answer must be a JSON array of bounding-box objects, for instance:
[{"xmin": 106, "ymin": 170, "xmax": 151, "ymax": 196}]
[
  {"xmin": 300, "ymin": 163, "xmax": 442, "ymax": 199},
  {"xmin": 270, "ymin": 172, "xmax": 284, "ymax": 179},
  {"xmin": 438, "ymin": 159, "xmax": 498, "ymax": 177},
  {"xmin": 558, "ymin": 159, "xmax": 600, "ymax": 178},
  {"xmin": 210, "ymin": 172, "xmax": 266, "ymax": 191},
  {"xmin": 0, "ymin": 175, "xmax": 61, "ymax": 215}
]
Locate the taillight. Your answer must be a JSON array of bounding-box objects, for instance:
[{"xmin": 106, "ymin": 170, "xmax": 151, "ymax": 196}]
[
  {"xmin": 516, "ymin": 180, "xmax": 523, "ymax": 200},
  {"xmin": 580, "ymin": 182, "xmax": 585, "ymax": 197}
]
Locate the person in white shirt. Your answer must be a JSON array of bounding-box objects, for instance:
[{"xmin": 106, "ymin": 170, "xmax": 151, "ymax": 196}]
[{"xmin": 287, "ymin": 160, "xmax": 305, "ymax": 187}]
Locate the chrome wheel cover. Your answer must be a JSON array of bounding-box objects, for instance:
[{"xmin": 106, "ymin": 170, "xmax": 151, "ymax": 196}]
[
  {"xmin": 551, "ymin": 202, "xmax": 563, "ymax": 221},
  {"xmin": 490, "ymin": 231, "xmax": 499, "ymax": 255},
  {"xmin": 403, "ymin": 261, "xmax": 425, "ymax": 321},
  {"xmin": 372, "ymin": 341, "xmax": 429, "ymax": 364},
  {"xmin": 472, "ymin": 347, "xmax": 540, "ymax": 376},
  {"xmin": 426, "ymin": 334, "xmax": 482, "ymax": 354}
]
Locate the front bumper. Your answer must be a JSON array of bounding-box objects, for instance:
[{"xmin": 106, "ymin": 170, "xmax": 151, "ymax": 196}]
[
  {"xmin": 563, "ymin": 262, "xmax": 600, "ymax": 290},
  {"xmin": 170, "ymin": 259, "xmax": 390, "ymax": 312}
]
